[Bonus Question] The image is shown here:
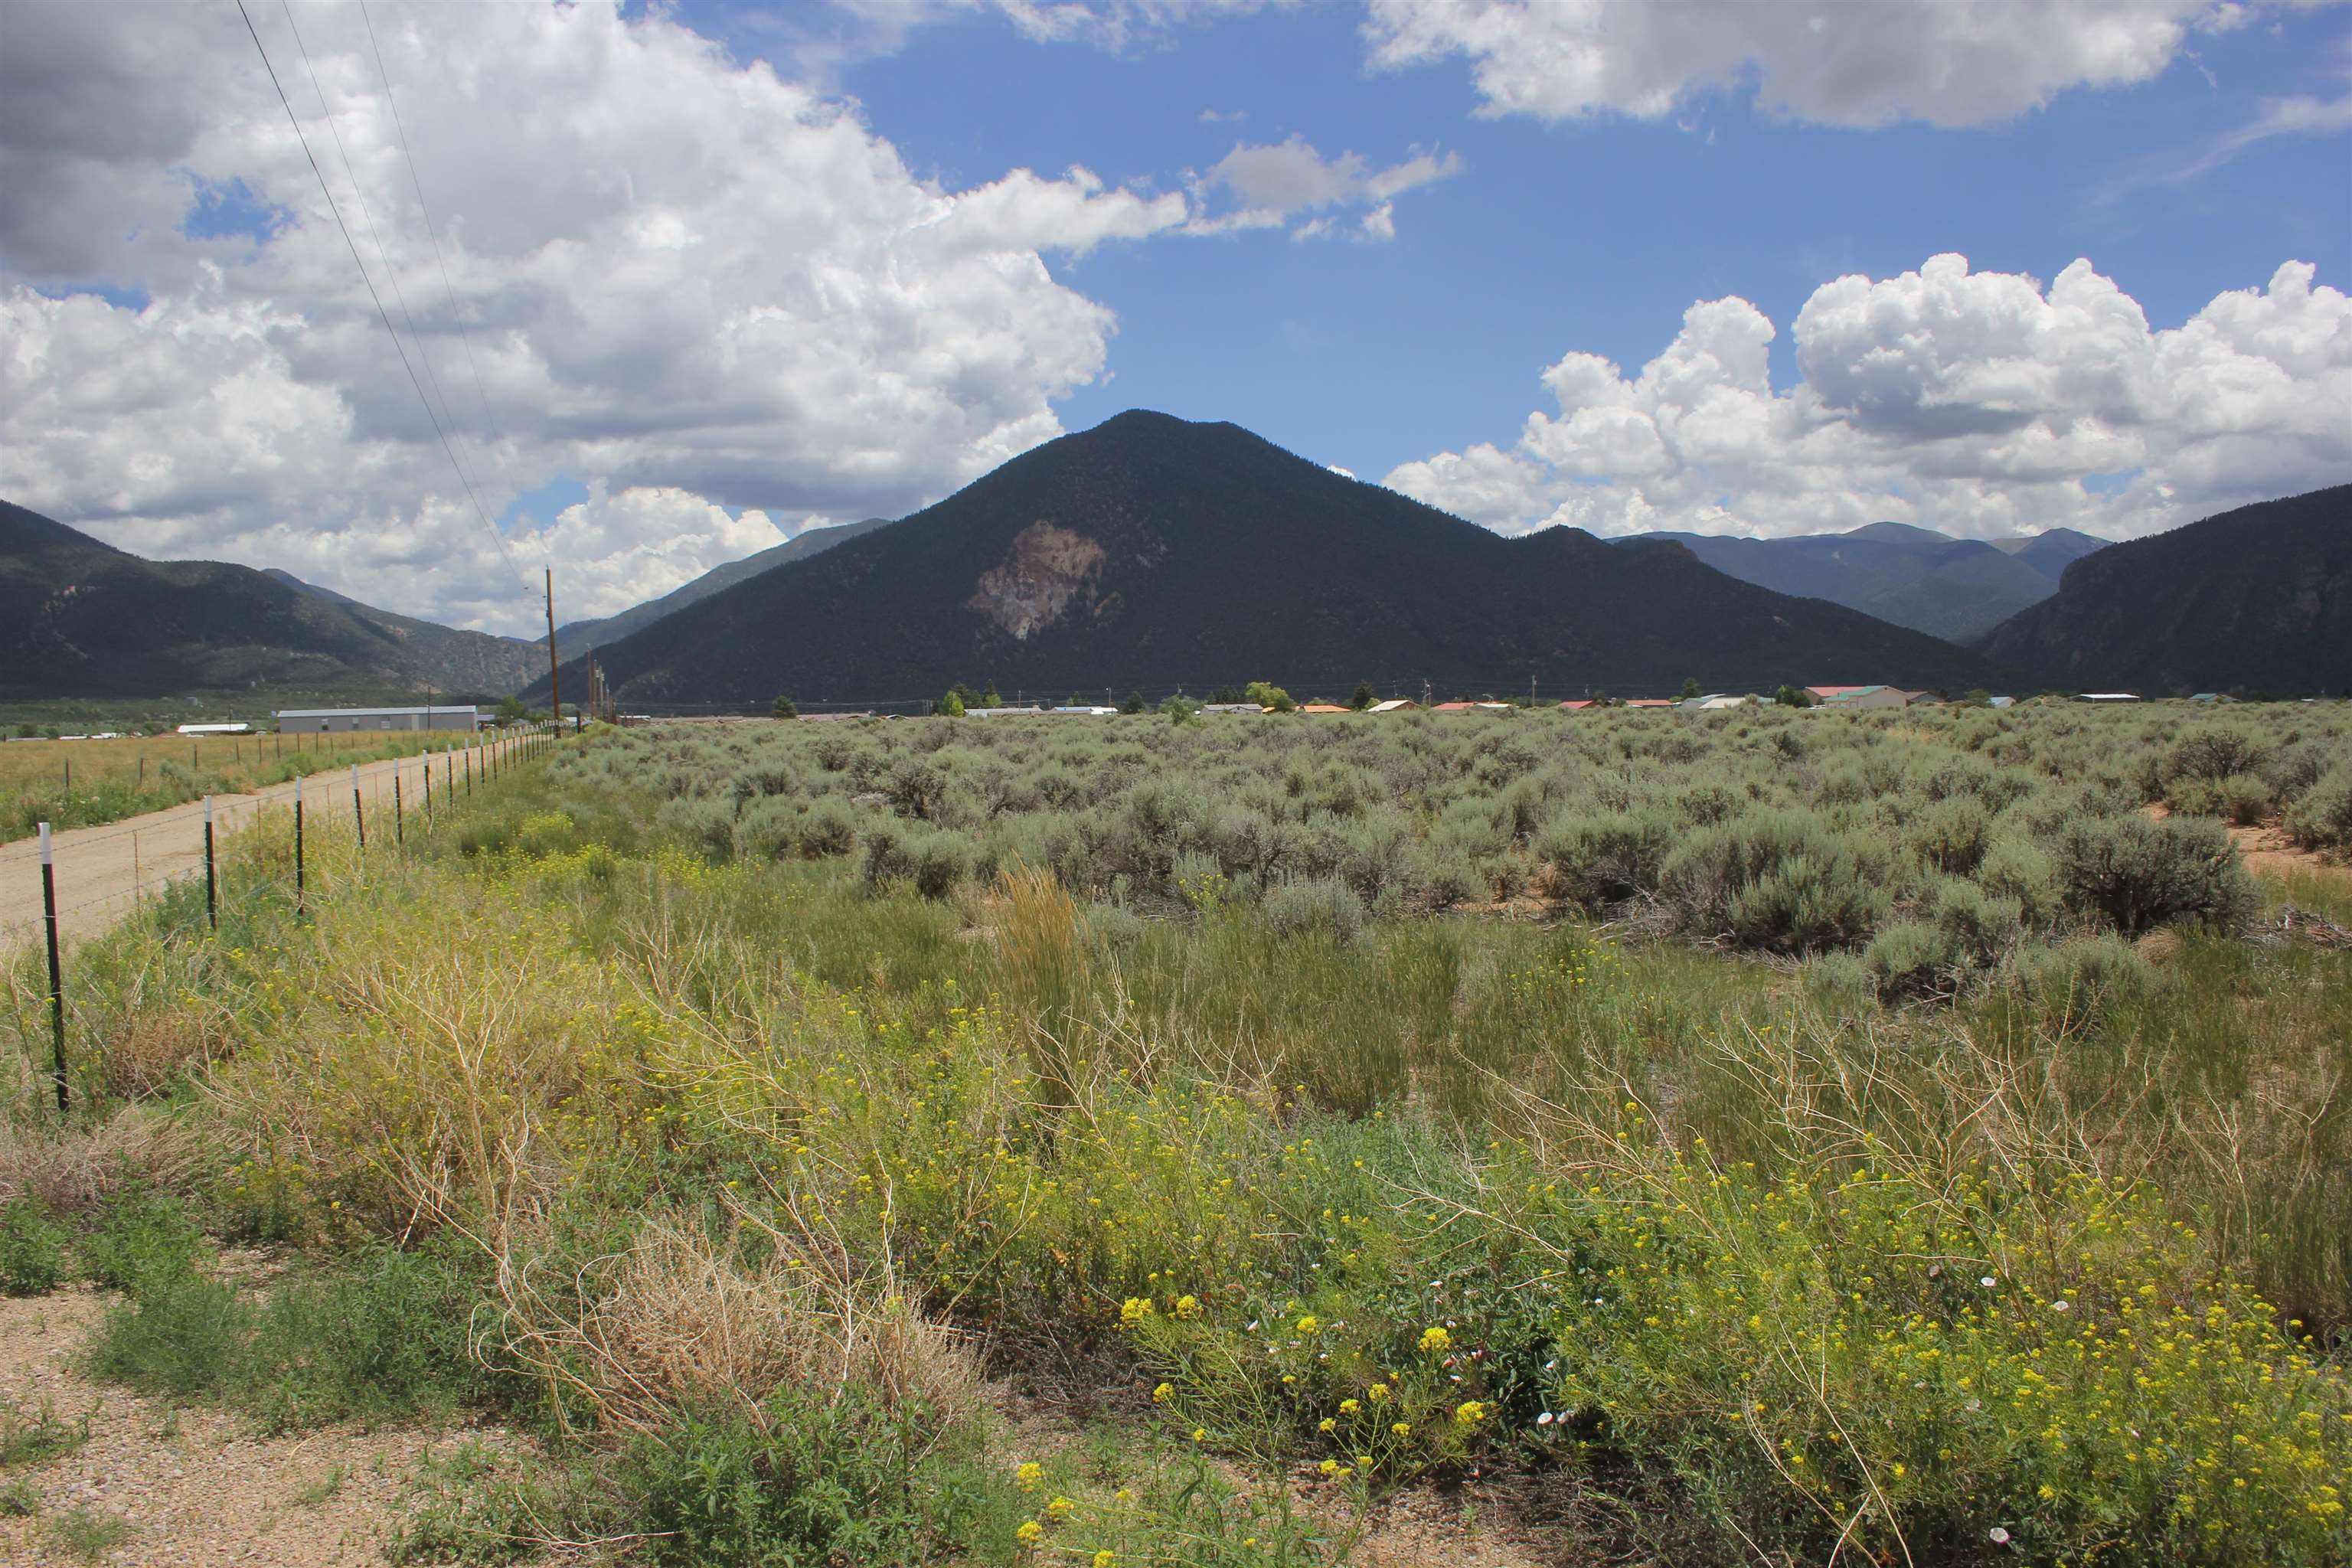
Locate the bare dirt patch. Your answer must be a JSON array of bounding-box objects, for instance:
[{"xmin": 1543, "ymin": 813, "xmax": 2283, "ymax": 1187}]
[
  {"xmin": 0, "ymin": 1285, "xmax": 536, "ymax": 1568},
  {"xmin": 2143, "ymin": 802, "xmax": 2350, "ymax": 887}
]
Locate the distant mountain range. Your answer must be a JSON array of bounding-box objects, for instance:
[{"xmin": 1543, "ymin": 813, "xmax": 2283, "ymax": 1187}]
[
  {"xmin": 0, "ymin": 501, "xmax": 542, "ymax": 701},
  {"xmin": 1613, "ymin": 521, "xmax": 2111, "ymax": 643},
  {"xmin": 1975, "ymin": 485, "xmax": 2350, "ymax": 694},
  {"xmin": 552, "ymin": 516, "xmax": 891, "ymax": 661},
  {"xmin": 528, "ymin": 410, "xmax": 2004, "ymax": 707}
]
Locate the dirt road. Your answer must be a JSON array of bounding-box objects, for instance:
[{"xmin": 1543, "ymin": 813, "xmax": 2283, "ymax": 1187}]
[{"xmin": 0, "ymin": 735, "xmax": 527, "ymax": 952}]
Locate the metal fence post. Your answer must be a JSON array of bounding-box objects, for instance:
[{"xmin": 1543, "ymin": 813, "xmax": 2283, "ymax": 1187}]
[
  {"xmin": 204, "ymin": 795, "xmax": 217, "ymax": 931},
  {"xmin": 351, "ymin": 763, "xmax": 364, "ymax": 848},
  {"xmin": 294, "ymin": 774, "xmax": 305, "ymax": 918},
  {"xmin": 38, "ymin": 824, "xmax": 68, "ymax": 1115},
  {"xmin": 394, "ymin": 774, "xmax": 403, "ymax": 844},
  {"xmin": 465, "ymin": 744, "xmax": 473, "ymax": 797}
]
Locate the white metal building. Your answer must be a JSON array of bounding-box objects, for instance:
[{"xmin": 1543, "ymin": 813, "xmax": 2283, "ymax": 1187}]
[{"xmin": 273, "ymin": 705, "xmax": 483, "ymax": 734}]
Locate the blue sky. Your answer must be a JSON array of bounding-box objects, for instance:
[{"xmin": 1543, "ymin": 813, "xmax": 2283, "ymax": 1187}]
[
  {"xmin": 725, "ymin": 0, "xmax": 2352, "ymax": 481},
  {"xmin": 4, "ymin": 0, "xmax": 2347, "ymax": 632}
]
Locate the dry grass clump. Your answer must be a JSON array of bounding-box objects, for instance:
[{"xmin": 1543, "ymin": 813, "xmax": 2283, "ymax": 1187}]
[
  {"xmin": 0, "ymin": 1105, "xmax": 207, "ymax": 1215},
  {"xmin": 492, "ymin": 1217, "xmax": 979, "ymax": 1444},
  {"xmin": 98, "ymin": 1005, "xmax": 221, "ymax": 1099}
]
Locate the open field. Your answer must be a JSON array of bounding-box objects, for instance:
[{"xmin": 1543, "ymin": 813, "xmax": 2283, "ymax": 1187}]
[
  {"xmin": 0, "ymin": 704, "xmax": 2346, "ymax": 1566},
  {"xmin": 2, "ymin": 730, "xmax": 504, "ymax": 844}
]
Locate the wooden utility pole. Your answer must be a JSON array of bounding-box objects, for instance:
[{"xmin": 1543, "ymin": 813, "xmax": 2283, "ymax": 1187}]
[{"xmin": 544, "ymin": 567, "xmax": 561, "ymax": 732}]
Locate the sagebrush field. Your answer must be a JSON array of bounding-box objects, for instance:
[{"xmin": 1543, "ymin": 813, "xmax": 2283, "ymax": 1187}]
[{"xmin": 4, "ymin": 701, "xmax": 2350, "ymax": 1566}]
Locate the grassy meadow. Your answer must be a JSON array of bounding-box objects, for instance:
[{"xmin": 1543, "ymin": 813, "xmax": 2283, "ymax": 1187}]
[
  {"xmin": 2, "ymin": 701, "xmax": 2349, "ymax": 1565},
  {"xmin": 1, "ymin": 728, "xmax": 489, "ymax": 841}
]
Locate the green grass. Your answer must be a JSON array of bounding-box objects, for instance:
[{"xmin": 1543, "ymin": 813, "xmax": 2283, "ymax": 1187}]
[
  {"xmin": 4, "ymin": 711, "xmax": 2348, "ymax": 1566},
  {"xmin": 41, "ymin": 1507, "xmax": 133, "ymax": 1564}
]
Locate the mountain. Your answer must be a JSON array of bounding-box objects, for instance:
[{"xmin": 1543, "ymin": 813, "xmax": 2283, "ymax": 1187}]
[
  {"xmin": 1991, "ymin": 526, "xmax": 2109, "ymax": 581},
  {"xmin": 552, "ymin": 515, "xmax": 891, "ymax": 660},
  {"xmin": 261, "ymin": 568, "xmax": 546, "ymax": 693},
  {"xmin": 528, "ymin": 410, "xmax": 2002, "ymax": 709},
  {"xmin": 0, "ymin": 500, "xmax": 541, "ymax": 701},
  {"xmin": 1975, "ymin": 485, "xmax": 2352, "ymax": 695},
  {"xmin": 1612, "ymin": 520, "xmax": 2108, "ymax": 643}
]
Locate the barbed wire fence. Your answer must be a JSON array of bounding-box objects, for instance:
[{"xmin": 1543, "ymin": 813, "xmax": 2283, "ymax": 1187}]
[{"xmin": 4, "ymin": 722, "xmax": 574, "ymax": 1116}]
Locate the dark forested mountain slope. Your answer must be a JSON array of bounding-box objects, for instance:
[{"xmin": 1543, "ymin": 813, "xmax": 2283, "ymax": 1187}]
[
  {"xmin": 0, "ymin": 500, "xmax": 538, "ymax": 700},
  {"xmin": 531, "ymin": 411, "xmax": 2001, "ymax": 707},
  {"xmin": 551, "ymin": 515, "xmax": 893, "ymax": 661},
  {"xmin": 1975, "ymin": 486, "xmax": 2352, "ymax": 694}
]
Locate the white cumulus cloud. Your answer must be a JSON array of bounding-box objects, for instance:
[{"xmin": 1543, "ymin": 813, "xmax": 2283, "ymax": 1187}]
[
  {"xmin": 1361, "ymin": 0, "xmax": 2331, "ymax": 127},
  {"xmin": 1383, "ymin": 255, "xmax": 2352, "ymax": 542},
  {"xmin": 0, "ymin": 0, "xmax": 1191, "ymax": 632}
]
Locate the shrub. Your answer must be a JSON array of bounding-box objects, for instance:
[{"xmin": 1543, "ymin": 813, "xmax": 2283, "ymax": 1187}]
[
  {"xmin": 2285, "ymin": 764, "xmax": 2352, "ymax": 854},
  {"xmin": 2051, "ymin": 814, "xmax": 2255, "ymax": 936},
  {"xmin": 1664, "ymin": 812, "xmax": 1886, "ymax": 952},
  {"xmin": 1864, "ymin": 919, "xmax": 1961, "ymax": 1000},
  {"xmin": 615, "ymin": 1385, "xmax": 1011, "ymax": 1568},
  {"xmin": 1537, "ymin": 807, "xmax": 1672, "ymax": 907},
  {"xmin": 1978, "ymin": 835, "xmax": 2061, "ymax": 929},
  {"xmin": 656, "ymin": 798, "xmax": 737, "ymax": 862},
  {"xmin": 2168, "ymin": 773, "xmax": 2272, "ymax": 825},
  {"xmin": 1725, "ymin": 855, "xmax": 1886, "ymax": 953},
  {"xmin": 1930, "ymin": 879, "xmax": 2024, "ymax": 965},
  {"xmin": 2161, "ymin": 727, "xmax": 2271, "ymax": 789},
  {"xmin": 2006, "ymin": 934, "xmax": 2156, "ymax": 1015},
  {"xmin": 0, "ymin": 1200, "xmax": 70, "ymax": 1296},
  {"xmin": 1257, "ymin": 877, "xmax": 1366, "ymax": 943},
  {"xmin": 1909, "ymin": 795, "xmax": 1990, "ymax": 875}
]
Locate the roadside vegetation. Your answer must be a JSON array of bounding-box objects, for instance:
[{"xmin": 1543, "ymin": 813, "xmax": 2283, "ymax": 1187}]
[
  {"xmin": 2, "ymin": 702, "xmax": 2347, "ymax": 1565},
  {"xmin": 1, "ymin": 728, "xmax": 505, "ymax": 841}
]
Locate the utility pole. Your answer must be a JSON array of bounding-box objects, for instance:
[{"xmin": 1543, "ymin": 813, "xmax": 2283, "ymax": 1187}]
[
  {"xmin": 1421, "ymin": 677, "xmax": 1432, "ymax": 707},
  {"xmin": 544, "ymin": 567, "xmax": 561, "ymax": 733}
]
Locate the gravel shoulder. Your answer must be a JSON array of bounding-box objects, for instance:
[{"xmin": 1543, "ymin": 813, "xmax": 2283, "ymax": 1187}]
[{"xmin": 0, "ymin": 1285, "xmax": 533, "ymax": 1568}]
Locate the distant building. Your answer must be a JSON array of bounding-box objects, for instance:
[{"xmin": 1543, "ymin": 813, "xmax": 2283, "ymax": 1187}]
[
  {"xmin": 1200, "ymin": 703, "xmax": 1266, "ymax": 714},
  {"xmin": 1987, "ymin": 695, "xmax": 2016, "ymax": 709},
  {"xmin": 1052, "ymin": 706, "xmax": 1119, "ymax": 715},
  {"xmin": 1367, "ymin": 698, "xmax": 1419, "ymax": 713},
  {"xmin": 964, "ymin": 706, "xmax": 1045, "ymax": 718},
  {"xmin": 1623, "ymin": 698, "xmax": 1677, "ymax": 709},
  {"xmin": 1297, "ymin": 704, "xmax": 1353, "ymax": 714},
  {"xmin": 1557, "ymin": 700, "xmax": 1594, "ymax": 711},
  {"xmin": 2078, "ymin": 692, "xmax": 2141, "ymax": 703},
  {"xmin": 175, "ymin": 723, "xmax": 253, "ymax": 735},
  {"xmin": 1697, "ymin": 694, "xmax": 1753, "ymax": 710},
  {"xmin": 273, "ymin": 706, "xmax": 481, "ymax": 734},
  {"xmin": 1430, "ymin": 701, "xmax": 1511, "ymax": 712},
  {"xmin": 1815, "ymin": 686, "xmax": 1911, "ymax": 711}
]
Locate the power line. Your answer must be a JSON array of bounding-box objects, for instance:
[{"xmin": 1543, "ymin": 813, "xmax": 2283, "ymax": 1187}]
[
  {"xmin": 233, "ymin": 0, "xmax": 529, "ymax": 591},
  {"xmin": 356, "ymin": 0, "xmax": 508, "ymax": 495}
]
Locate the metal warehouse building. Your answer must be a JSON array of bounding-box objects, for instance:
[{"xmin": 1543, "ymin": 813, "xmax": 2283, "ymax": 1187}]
[{"xmin": 273, "ymin": 705, "xmax": 483, "ymax": 735}]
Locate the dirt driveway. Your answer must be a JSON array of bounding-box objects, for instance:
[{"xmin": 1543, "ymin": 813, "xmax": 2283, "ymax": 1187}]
[{"xmin": 0, "ymin": 737, "xmax": 526, "ymax": 952}]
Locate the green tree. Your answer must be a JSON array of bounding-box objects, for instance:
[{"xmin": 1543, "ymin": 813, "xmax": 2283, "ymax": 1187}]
[
  {"xmin": 1209, "ymin": 684, "xmax": 1246, "ymax": 704},
  {"xmin": 1680, "ymin": 677, "xmax": 1703, "ymax": 701},
  {"xmin": 1244, "ymin": 681, "xmax": 1295, "ymax": 713},
  {"xmin": 1161, "ymin": 694, "xmax": 1200, "ymax": 725},
  {"xmin": 1119, "ymin": 691, "xmax": 1145, "ymax": 714},
  {"xmin": 936, "ymin": 691, "xmax": 966, "ymax": 717},
  {"xmin": 772, "ymin": 695, "xmax": 799, "ymax": 720},
  {"xmin": 1350, "ymin": 681, "xmax": 1374, "ymax": 710},
  {"xmin": 494, "ymin": 695, "xmax": 528, "ymax": 726},
  {"xmin": 1773, "ymin": 684, "xmax": 1815, "ymax": 708}
]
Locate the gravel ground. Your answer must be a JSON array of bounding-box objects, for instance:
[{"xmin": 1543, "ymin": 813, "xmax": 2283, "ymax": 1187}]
[{"xmin": 0, "ymin": 1284, "xmax": 533, "ymax": 1567}]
